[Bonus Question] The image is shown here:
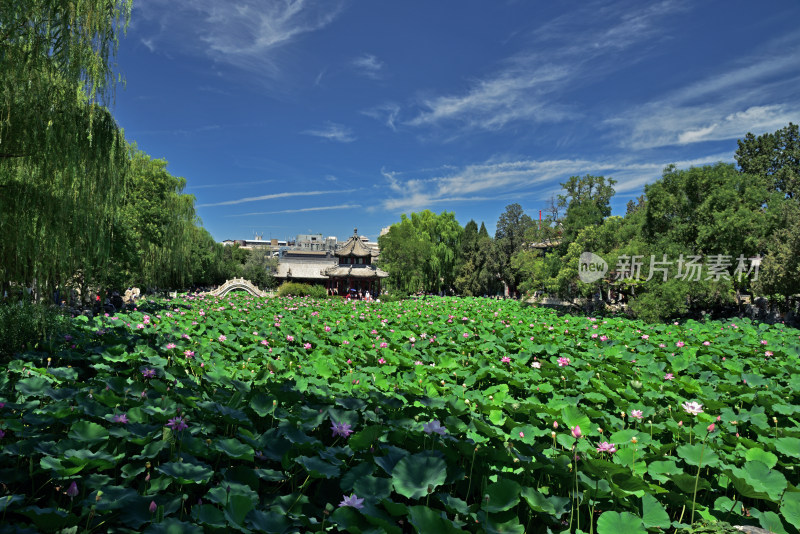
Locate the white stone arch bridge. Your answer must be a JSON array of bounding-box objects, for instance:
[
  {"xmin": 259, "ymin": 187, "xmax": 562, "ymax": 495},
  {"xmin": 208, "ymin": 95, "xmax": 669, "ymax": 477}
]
[{"xmin": 207, "ymin": 278, "xmax": 268, "ymax": 298}]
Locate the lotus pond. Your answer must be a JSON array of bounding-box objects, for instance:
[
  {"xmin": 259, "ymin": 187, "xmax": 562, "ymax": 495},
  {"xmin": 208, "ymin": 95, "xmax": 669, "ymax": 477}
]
[{"xmin": 1, "ymin": 295, "xmax": 800, "ymax": 533}]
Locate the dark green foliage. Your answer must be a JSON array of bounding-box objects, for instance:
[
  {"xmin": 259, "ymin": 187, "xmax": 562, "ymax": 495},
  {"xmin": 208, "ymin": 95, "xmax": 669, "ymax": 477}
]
[
  {"xmin": 277, "ymin": 282, "xmax": 327, "ymax": 298},
  {"xmin": 0, "ymin": 301, "xmax": 67, "ymax": 361}
]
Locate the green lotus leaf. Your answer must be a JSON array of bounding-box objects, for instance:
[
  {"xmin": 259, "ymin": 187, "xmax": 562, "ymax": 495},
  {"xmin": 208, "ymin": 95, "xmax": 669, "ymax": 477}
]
[
  {"xmin": 676, "ymin": 443, "xmax": 720, "ymax": 467},
  {"xmin": 295, "ymin": 455, "xmax": 341, "ymax": 479},
  {"xmin": 728, "ymin": 461, "xmax": 787, "ymax": 501},
  {"xmin": 67, "ymin": 421, "xmax": 109, "ymax": 446},
  {"xmin": 214, "ymin": 437, "xmax": 254, "ymax": 460},
  {"xmin": 745, "ymin": 447, "xmax": 778, "ymax": 469},
  {"xmin": 353, "ymin": 475, "xmax": 392, "ymax": 502},
  {"xmin": 596, "ymin": 511, "xmax": 646, "ymax": 534},
  {"xmin": 15, "ymin": 377, "xmax": 53, "ymax": 398},
  {"xmin": 197, "ymin": 504, "xmax": 226, "ymax": 528},
  {"xmin": 157, "ymin": 461, "xmax": 213, "ymax": 484},
  {"xmin": 391, "ymin": 452, "xmax": 448, "ymax": 500},
  {"xmin": 407, "ymin": 505, "xmax": 462, "ymax": 534},
  {"xmin": 246, "ymin": 509, "xmax": 290, "ymax": 533},
  {"xmin": 143, "ymin": 517, "xmax": 204, "ymax": 534},
  {"xmin": 482, "ymin": 477, "xmax": 521, "ymax": 513},
  {"xmin": 224, "ymin": 494, "xmax": 254, "ymax": 528},
  {"xmin": 348, "ymin": 425, "xmax": 385, "ymax": 451},
  {"xmin": 520, "ymin": 487, "xmax": 570, "ymax": 516},
  {"xmin": 781, "ymin": 492, "xmax": 800, "ymax": 528},
  {"xmin": 641, "ymin": 494, "xmax": 670, "ymax": 529},
  {"xmin": 774, "ymin": 437, "xmax": 800, "ymax": 459}
]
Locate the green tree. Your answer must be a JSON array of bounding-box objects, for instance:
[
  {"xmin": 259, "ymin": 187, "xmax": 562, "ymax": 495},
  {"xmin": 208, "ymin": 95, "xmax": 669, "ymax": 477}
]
[
  {"xmin": 558, "ymin": 175, "xmax": 616, "ymax": 245},
  {"xmin": 736, "ymin": 123, "xmax": 800, "ymax": 300},
  {"xmin": 494, "ymin": 204, "xmax": 533, "ymax": 296},
  {"xmin": 378, "ymin": 210, "xmax": 462, "ymax": 295},
  {"xmin": 1, "ymin": 0, "xmax": 132, "ymax": 297},
  {"xmin": 243, "ymin": 248, "xmax": 278, "ymax": 289}
]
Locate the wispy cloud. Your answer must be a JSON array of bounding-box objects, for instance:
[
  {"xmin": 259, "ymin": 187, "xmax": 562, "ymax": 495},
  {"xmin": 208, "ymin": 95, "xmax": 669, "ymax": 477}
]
[
  {"xmin": 302, "ymin": 122, "xmax": 356, "ymax": 142},
  {"xmin": 188, "ymin": 179, "xmax": 275, "ymax": 189},
  {"xmin": 198, "ymin": 189, "xmax": 357, "ymax": 208},
  {"xmin": 351, "ymin": 53, "xmax": 384, "ymax": 79},
  {"xmin": 361, "ymin": 103, "xmax": 401, "ymax": 131},
  {"xmin": 380, "ymin": 152, "xmax": 731, "ymax": 213},
  {"xmin": 134, "ymin": 0, "xmax": 345, "ymax": 77},
  {"xmin": 228, "ymin": 204, "xmax": 361, "ymax": 216},
  {"xmin": 406, "ymin": 0, "xmax": 686, "ymax": 133},
  {"xmin": 613, "ymin": 34, "xmax": 800, "ymax": 149}
]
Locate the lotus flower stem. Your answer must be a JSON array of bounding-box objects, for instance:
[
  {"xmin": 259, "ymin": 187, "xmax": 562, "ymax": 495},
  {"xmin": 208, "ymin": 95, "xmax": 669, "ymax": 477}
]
[
  {"xmin": 690, "ymin": 441, "xmax": 705, "ymax": 526},
  {"xmin": 465, "ymin": 446, "xmax": 478, "ymax": 504}
]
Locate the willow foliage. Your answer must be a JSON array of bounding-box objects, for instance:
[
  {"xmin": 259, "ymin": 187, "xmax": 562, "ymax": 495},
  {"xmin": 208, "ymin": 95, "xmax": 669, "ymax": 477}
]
[{"xmin": 1, "ymin": 0, "xmax": 132, "ymax": 294}]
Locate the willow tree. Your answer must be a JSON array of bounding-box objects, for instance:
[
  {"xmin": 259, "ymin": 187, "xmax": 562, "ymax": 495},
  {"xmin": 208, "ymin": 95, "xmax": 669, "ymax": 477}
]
[{"xmin": 0, "ymin": 0, "xmax": 132, "ymax": 298}]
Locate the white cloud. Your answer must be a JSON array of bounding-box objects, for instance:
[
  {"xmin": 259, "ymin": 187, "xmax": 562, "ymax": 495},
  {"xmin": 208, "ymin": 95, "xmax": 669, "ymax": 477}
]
[
  {"xmin": 198, "ymin": 189, "xmax": 357, "ymax": 208},
  {"xmin": 302, "ymin": 122, "xmax": 356, "ymax": 142},
  {"xmin": 134, "ymin": 0, "xmax": 344, "ymax": 76},
  {"xmin": 362, "ymin": 103, "xmax": 401, "ymax": 131},
  {"xmin": 615, "ymin": 36, "xmax": 800, "ymax": 149},
  {"xmin": 379, "ymin": 152, "xmax": 733, "ymax": 213},
  {"xmin": 405, "ymin": 0, "xmax": 685, "ymax": 133},
  {"xmin": 228, "ymin": 204, "xmax": 361, "ymax": 216},
  {"xmin": 352, "ymin": 54, "xmax": 384, "ymax": 79}
]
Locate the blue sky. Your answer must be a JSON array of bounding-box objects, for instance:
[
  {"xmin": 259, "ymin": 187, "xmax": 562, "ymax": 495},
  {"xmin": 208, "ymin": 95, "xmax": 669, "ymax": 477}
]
[{"xmin": 112, "ymin": 0, "xmax": 800, "ymax": 243}]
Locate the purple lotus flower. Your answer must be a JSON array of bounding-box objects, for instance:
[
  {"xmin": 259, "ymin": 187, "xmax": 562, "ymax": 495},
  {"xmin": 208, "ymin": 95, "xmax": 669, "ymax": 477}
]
[
  {"xmin": 142, "ymin": 368, "xmax": 156, "ymax": 379},
  {"xmin": 167, "ymin": 416, "xmax": 188, "ymax": 432},
  {"xmin": 331, "ymin": 421, "xmax": 353, "ymax": 438},
  {"xmin": 149, "ymin": 500, "xmax": 157, "ymax": 513},
  {"xmin": 67, "ymin": 481, "xmax": 79, "ymax": 498},
  {"xmin": 113, "ymin": 413, "xmax": 128, "ymax": 424},
  {"xmin": 338, "ymin": 494, "xmax": 364, "ymax": 510},
  {"xmin": 423, "ymin": 420, "xmax": 446, "ymax": 436}
]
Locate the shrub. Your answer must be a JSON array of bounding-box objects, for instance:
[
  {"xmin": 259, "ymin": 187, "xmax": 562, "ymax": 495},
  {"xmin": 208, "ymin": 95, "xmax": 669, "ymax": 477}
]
[
  {"xmin": 277, "ymin": 282, "xmax": 327, "ymax": 298},
  {"xmin": 0, "ymin": 302, "xmax": 68, "ymax": 361}
]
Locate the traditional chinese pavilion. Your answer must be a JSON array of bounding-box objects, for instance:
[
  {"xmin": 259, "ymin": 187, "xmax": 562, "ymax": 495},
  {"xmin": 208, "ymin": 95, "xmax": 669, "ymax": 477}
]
[{"xmin": 322, "ymin": 228, "xmax": 388, "ymax": 296}]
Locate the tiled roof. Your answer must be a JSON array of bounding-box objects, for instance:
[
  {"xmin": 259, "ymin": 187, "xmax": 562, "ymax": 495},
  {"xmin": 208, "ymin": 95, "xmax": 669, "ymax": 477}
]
[
  {"xmin": 275, "ymin": 258, "xmax": 337, "ymax": 279},
  {"xmin": 322, "ymin": 265, "xmax": 389, "ymax": 278},
  {"xmin": 336, "ymin": 228, "xmax": 375, "ymax": 257}
]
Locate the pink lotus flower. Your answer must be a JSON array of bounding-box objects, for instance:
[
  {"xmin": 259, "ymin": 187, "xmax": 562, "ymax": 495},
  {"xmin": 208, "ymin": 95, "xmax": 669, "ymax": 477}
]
[
  {"xmin": 765, "ymin": 351, "xmax": 773, "ymax": 357},
  {"xmin": 166, "ymin": 343, "xmax": 176, "ymax": 349},
  {"xmin": 641, "ymin": 334, "xmax": 649, "ymax": 340},
  {"xmin": 557, "ymin": 357, "xmax": 570, "ymax": 367},
  {"xmin": 184, "ymin": 350, "xmax": 194, "ymax": 358},
  {"xmin": 379, "ymin": 342, "xmax": 388, "ymax": 348},
  {"xmin": 286, "ymin": 335, "xmax": 294, "ymax": 342},
  {"xmin": 571, "ymin": 426, "xmax": 582, "ymax": 439},
  {"xmin": 378, "ymin": 358, "xmax": 386, "ymax": 364},
  {"xmin": 664, "ymin": 373, "xmax": 674, "ymax": 380},
  {"xmin": 218, "ymin": 335, "xmax": 226, "ymax": 341},
  {"xmin": 304, "ymin": 343, "xmax": 312, "ymax": 349},
  {"xmin": 113, "ymin": 413, "xmax": 128, "ymax": 424},
  {"xmin": 596, "ymin": 442, "xmax": 617, "ymax": 454},
  {"xmin": 682, "ymin": 401, "xmax": 703, "ymax": 416},
  {"xmin": 761, "ymin": 339, "xmax": 768, "ymax": 345},
  {"xmin": 149, "ymin": 501, "xmax": 157, "ymax": 513},
  {"xmin": 531, "ymin": 361, "xmax": 541, "ymax": 369},
  {"xmin": 703, "ymin": 341, "xmax": 710, "ymax": 346},
  {"xmin": 676, "ymin": 341, "xmax": 685, "ymax": 348},
  {"xmin": 707, "ymin": 423, "xmax": 715, "ymax": 433},
  {"xmin": 325, "ymin": 326, "xmax": 331, "ymax": 332},
  {"xmin": 599, "ymin": 335, "xmax": 608, "ymax": 341},
  {"xmin": 501, "ymin": 356, "xmax": 511, "ymax": 363},
  {"xmin": 630, "ymin": 410, "xmax": 643, "ymax": 419}
]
